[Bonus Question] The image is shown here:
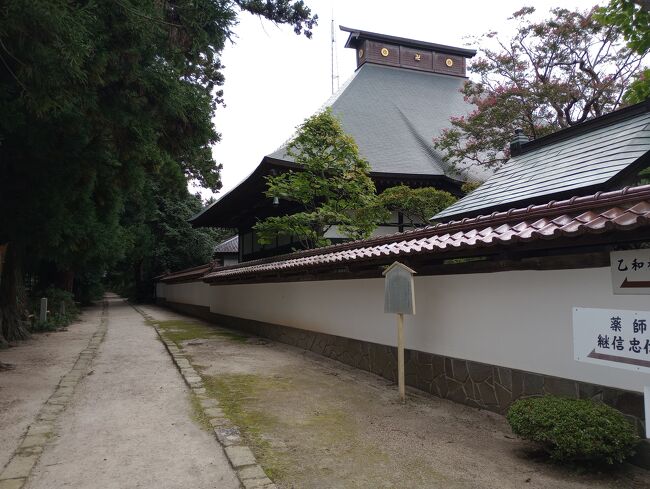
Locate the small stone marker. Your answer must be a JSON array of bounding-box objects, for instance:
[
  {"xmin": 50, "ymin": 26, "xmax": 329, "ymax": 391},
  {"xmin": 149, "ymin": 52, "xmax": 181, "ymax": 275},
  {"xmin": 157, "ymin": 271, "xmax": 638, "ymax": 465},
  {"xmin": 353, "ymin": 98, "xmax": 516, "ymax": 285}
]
[
  {"xmin": 383, "ymin": 262, "xmax": 416, "ymax": 403},
  {"xmin": 39, "ymin": 298, "xmax": 48, "ymax": 323}
]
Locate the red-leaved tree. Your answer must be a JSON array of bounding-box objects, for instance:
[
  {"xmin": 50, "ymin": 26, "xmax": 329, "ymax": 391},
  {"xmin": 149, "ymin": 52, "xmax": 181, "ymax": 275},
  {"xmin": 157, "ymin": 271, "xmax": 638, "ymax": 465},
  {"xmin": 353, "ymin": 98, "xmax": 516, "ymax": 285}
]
[{"xmin": 434, "ymin": 6, "xmax": 647, "ymax": 169}]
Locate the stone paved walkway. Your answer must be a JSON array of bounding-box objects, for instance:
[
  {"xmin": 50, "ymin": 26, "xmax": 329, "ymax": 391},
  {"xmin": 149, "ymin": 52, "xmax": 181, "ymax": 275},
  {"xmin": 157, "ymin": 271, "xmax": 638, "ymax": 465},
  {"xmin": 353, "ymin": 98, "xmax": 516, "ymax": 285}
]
[{"xmin": 22, "ymin": 296, "xmax": 239, "ymax": 489}]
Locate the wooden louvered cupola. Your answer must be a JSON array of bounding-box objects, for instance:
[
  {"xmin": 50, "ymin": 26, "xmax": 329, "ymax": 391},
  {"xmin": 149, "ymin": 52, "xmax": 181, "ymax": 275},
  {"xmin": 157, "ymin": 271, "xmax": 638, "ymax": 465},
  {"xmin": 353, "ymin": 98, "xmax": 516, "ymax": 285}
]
[{"xmin": 341, "ymin": 26, "xmax": 476, "ymax": 77}]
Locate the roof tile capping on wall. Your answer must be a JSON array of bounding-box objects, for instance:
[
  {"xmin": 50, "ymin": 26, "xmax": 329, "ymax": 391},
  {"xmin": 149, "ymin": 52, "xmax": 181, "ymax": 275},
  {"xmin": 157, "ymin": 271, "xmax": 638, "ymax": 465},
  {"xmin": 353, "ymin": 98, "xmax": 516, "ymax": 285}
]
[{"xmin": 201, "ymin": 184, "xmax": 650, "ymax": 284}]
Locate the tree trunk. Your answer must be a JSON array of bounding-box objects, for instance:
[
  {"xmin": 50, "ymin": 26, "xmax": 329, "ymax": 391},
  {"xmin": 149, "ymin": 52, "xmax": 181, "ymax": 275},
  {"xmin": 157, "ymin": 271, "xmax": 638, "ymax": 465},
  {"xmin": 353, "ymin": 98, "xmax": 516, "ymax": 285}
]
[
  {"xmin": 58, "ymin": 269, "xmax": 75, "ymax": 292},
  {"xmin": 134, "ymin": 260, "xmax": 147, "ymax": 302},
  {"xmin": 0, "ymin": 243, "xmax": 30, "ymax": 343},
  {"xmin": 0, "ymin": 315, "xmax": 7, "ymax": 348}
]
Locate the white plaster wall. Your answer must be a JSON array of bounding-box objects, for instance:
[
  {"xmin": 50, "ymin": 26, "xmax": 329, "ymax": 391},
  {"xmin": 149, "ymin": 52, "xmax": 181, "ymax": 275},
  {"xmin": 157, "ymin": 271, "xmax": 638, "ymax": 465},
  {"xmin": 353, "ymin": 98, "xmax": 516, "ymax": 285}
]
[
  {"xmin": 162, "ymin": 267, "xmax": 650, "ymax": 393},
  {"xmin": 164, "ymin": 281, "xmax": 212, "ymax": 307},
  {"xmin": 155, "ymin": 282, "xmax": 166, "ymax": 299}
]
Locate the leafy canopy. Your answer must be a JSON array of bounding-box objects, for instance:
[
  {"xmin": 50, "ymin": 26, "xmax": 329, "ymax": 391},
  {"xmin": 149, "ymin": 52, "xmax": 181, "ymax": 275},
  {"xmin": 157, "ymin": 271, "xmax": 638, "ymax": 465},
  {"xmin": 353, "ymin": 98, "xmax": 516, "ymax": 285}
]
[
  {"xmin": 379, "ymin": 186, "xmax": 457, "ymax": 228},
  {"xmin": 597, "ymin": 0, "xmax": 650, "ymax": 103},
  {"xmin": 254, "ymin": 109, "xmax": 383, "ymax": 249},
  {"xmin": 0, "ymin": 0, "xmax": 317, "ymax": 339},
  {"xmin": 109, "ymin": 182, "xmax": 230, "ymax": 301},
  {"xmin": 434, "ymin": 6, "xmax": 646, "ymax": 170}
]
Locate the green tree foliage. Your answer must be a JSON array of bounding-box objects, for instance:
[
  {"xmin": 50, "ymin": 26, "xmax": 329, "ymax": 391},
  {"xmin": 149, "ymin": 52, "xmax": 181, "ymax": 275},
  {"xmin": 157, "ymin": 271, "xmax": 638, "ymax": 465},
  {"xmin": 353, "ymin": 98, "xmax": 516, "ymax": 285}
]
[
  {"xmin": 109, "ymin": 183, "xmax": 229, "ymax": 301},
  {"xmin": 254, "ymin": 109, "xmax": 383, "ymax": 249},
  {"xmin": 597, "ymin": 0, "xmax": 650, "ymax": 103},
  {"xmin": 0, "ymin": 0, "xmax": 317, "ymax": 341},
  {"xmin": 30, "ymin": 287, "xmax": 80, "ymax": 332},
  {"xmin": 434, "ymin": 6, "xmax": 646, "ymax": 170},
  {"xmin": 379, "ymin": 186, "xmax": 457, "ymax": 228},
  {"xmin": 460, "ymin": 181, "xmax": 483, "ymax": 194}
]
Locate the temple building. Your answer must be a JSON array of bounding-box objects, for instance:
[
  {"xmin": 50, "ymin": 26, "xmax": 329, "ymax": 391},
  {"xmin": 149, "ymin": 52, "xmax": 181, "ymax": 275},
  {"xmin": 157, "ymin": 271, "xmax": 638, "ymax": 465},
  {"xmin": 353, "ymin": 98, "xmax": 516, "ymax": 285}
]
[
  {"xmin": 157, "ymin": 105, "xmax": 650, "ymax": 461},
  {"xmin": 190, "ymin": 27, "xmax": 479, "ymax": 262},
  {"xmin": 435, "ymin": 100, "xmax": 650, "ymax": 222},
  {"xmin": 212, "ymin": 235, "xmax": 239, "ymax": 267}
]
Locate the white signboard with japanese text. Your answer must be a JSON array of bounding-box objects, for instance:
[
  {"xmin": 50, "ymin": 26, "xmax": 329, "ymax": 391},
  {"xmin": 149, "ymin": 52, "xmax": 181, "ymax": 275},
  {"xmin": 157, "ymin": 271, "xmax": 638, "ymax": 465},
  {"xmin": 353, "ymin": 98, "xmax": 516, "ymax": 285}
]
[
  {"xmin": 611, "ymin": 250, "xmax": 650, "ymax": 295},
  {"xmin": 573, "ymin": 307, "xmax": 650, "ymax": 373}
]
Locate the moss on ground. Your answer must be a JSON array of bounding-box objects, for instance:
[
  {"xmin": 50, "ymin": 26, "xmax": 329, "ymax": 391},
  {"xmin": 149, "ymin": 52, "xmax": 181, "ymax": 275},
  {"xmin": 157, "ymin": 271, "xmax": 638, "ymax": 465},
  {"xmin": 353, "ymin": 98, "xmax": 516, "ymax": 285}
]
[
  {"xmin": 155, "ymin": 317, "xmax": 430, "ymax": 486},
  {"xmin": 202, "ymin": 373, "xmax": 291, "ymax": 480},
  {"xmin": 302, "ymin": 408, "xmax": 357, "ymax": 446},
  {"xmin": 213, "ymin": 331, "xmax": 249, "ymax": 343},
  {"xmin": 154, "ymin": 319, "xmax": 247, "ymax": 346},
  {"xmin": 188, "ymin": 392, "xmax": 212, "ymax": 431},
  {"xmin": 186, "ymin": 355, "xmax": 444, "ymax": 487}
]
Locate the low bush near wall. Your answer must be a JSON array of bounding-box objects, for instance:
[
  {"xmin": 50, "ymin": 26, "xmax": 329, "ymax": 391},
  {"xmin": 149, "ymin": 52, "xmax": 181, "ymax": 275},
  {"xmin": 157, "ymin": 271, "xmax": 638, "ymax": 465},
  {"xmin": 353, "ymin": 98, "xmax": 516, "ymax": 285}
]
[
  {"xmin": 30, "ymin": 287, "xmax": 80, "ymax": 332},
  {"xmin": 506, "ymin": 396, "xmax": 640, "ymax": 464}
]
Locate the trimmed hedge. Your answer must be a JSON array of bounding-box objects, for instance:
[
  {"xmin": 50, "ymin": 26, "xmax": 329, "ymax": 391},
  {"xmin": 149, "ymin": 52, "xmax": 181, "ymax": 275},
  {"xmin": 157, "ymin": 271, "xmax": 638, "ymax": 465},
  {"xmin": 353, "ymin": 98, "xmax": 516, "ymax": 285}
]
[{"xmin": 507, "ymin": 396, "xmax": 640, "ymax": 464}]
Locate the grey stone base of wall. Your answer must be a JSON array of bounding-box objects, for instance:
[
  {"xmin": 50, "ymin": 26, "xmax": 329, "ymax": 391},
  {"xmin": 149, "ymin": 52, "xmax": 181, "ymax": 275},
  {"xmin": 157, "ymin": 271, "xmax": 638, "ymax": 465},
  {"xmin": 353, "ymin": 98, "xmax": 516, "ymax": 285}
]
[{"xmin": 161, "ymin": 299, "xmax": 649, "ymax": 469}]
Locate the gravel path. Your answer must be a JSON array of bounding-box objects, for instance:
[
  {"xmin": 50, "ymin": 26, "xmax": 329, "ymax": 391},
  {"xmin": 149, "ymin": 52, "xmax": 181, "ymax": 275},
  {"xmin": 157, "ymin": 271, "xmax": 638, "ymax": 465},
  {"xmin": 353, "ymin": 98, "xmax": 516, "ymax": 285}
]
[
  {"xmin": 138, "ymin": 304, "xmax": 650, "ymax": 489},
  {"xmin": 0, "ymin": 304, "xmax": 99, "ymax": 471},
  {"xmin": 23, "ymin": 296, "xmax": 239, "ymax": 489}
]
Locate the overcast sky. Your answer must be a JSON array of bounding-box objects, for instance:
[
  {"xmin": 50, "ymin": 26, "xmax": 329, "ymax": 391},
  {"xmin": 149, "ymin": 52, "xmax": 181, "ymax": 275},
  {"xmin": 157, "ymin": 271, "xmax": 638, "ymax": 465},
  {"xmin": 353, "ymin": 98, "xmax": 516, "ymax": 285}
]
[{"xmin": 202, "ymin": 0, "xmax": 601, "ymax": 199}]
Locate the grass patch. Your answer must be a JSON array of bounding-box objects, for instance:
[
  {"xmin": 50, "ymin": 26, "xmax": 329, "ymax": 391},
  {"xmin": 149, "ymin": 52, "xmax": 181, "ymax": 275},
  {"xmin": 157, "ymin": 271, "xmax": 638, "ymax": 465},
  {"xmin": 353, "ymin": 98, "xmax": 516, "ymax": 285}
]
[
  {"xmin": 302, "ymin": 408, "xmax": 356, "ymax": 446},
  {"xmin": 189, "ymin": 392, "xmax": 212, "ymax": 431},
  {"xmin": 202, "ymin": 373, "xmax": 291, "ymax": 480},
  {"xmin": 214, "ymin": 331, "xmax": 249, "ymax": 343},
  {"xmin": 192, "ymin": 368, "xmax": 426, "ymax": 487},
  {"xmin": 154, "ymin": 319, "xmax": 247, "ymax": 346}
]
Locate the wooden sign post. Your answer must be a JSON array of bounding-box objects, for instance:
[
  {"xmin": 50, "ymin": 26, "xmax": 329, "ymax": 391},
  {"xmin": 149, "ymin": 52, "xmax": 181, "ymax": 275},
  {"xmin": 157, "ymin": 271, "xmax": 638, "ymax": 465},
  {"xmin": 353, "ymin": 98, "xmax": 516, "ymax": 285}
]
[{"xmin": 383, "ymin": 262, "xmax": 416, "ymax": 403}]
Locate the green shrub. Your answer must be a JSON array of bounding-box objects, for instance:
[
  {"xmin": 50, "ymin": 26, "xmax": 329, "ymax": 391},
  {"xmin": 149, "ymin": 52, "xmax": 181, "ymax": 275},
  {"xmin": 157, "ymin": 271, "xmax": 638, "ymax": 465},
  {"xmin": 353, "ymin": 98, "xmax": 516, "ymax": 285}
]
[
  {"xmin": 75, "ymin": 272, "xmax": 105, "ymax": 305},
  {"xmin": 507, "ymin": 396, "xmax": 640, "ymax": 464},
  {"xmin": 29, "ymin": 287, "xmax": 80, "ymax": 331},
  {"xmin": 32, "ymin": 314, "xmax": 67, "ymax": 332}
]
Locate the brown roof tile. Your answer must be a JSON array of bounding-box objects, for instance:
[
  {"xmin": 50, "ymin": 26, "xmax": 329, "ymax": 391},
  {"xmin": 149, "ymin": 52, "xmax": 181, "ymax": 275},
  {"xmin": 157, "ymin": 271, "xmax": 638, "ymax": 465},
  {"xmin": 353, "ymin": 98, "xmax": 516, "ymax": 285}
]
[
  {"xmin": 200, "ymin": 185, "xmax": 650, "ymax": 284},
  {"xmin": 159, "ymin": 262, "xmax": 214, "ymax": 284}
]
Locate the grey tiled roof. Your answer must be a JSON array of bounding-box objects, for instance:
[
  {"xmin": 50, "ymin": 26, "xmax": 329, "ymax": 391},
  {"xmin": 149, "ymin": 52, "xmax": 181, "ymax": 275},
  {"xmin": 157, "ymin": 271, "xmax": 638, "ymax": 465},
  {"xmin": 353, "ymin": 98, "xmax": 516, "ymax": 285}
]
[
  {"xmin": 213, "ymin": 235, "xmax": 238, "ymax": 254},
  {"xmin": 435, "ymin": 104, "xmax": 650, "ymax": 221},
  {"xmin": 268, "ymin": 63, "xmax": 472, "ymax": 178}
]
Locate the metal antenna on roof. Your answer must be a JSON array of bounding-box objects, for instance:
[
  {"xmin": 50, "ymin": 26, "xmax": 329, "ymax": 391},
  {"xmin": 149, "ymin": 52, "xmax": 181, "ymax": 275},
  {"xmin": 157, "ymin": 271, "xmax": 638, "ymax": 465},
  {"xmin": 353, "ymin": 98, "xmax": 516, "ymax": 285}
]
[{"xmin": 331, "ymin": 12, "xmax": 339, "ymax": 94}]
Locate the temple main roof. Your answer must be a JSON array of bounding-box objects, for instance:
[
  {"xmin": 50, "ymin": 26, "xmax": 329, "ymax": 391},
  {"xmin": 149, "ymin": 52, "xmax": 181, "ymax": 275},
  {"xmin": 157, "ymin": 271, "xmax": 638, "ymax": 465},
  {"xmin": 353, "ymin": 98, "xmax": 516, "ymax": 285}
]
[
  {"xmin": 268, "ymin": 62, "xmax": 473, "ymax": 178},
  {"xmin": 191, "ymin": 28, "xmax": 481, "ymax": 228}
]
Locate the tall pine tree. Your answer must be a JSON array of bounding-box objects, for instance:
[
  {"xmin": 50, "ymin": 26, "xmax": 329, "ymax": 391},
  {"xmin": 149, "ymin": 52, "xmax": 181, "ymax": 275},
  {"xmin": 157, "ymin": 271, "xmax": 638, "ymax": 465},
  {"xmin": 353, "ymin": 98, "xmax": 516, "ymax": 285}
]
[{"xmin": 0, "ymin": 0, "xmax": 317, "ymax": 342}]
